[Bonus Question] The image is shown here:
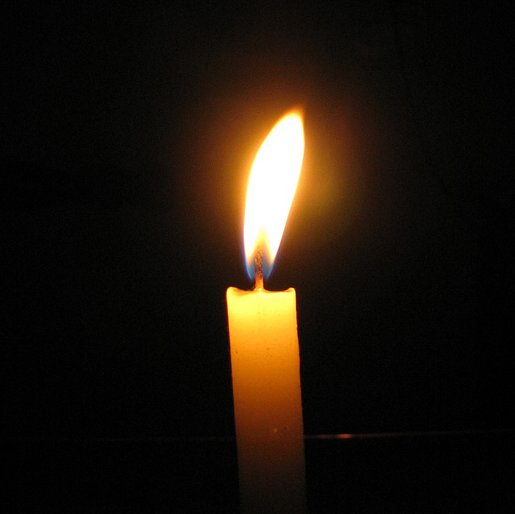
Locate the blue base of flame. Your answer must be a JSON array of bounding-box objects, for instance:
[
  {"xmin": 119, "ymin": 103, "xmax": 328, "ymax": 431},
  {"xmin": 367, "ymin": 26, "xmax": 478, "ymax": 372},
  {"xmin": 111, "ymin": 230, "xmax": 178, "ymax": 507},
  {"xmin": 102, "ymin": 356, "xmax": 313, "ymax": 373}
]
[{"xmin": 245, "ymin": 249, "xmax": 274, "ymax": 283}]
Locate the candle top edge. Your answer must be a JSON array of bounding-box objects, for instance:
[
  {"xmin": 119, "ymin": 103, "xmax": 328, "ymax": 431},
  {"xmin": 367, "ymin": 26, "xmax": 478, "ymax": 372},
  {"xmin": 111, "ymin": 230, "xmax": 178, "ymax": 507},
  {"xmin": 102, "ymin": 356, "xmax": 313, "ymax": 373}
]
[{"xmin": 226, "ymin": 286, "xmax": 296, "ymax": 297}]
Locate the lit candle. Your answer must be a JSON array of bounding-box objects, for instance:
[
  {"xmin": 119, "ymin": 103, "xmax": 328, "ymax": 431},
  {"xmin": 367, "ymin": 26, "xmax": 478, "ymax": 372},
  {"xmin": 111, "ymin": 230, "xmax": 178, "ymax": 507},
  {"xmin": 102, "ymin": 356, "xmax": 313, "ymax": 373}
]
[{"xmin": 226, "ymin": 111, "xmax": 307, "ymax": 513}]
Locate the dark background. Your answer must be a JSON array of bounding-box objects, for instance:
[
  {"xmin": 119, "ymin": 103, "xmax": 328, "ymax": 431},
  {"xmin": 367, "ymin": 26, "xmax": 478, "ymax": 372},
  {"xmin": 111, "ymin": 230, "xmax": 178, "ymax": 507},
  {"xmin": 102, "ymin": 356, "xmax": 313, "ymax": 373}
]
[{"xmin": 3, "ymin": 0, "xmax": 513, "ymax": 446}]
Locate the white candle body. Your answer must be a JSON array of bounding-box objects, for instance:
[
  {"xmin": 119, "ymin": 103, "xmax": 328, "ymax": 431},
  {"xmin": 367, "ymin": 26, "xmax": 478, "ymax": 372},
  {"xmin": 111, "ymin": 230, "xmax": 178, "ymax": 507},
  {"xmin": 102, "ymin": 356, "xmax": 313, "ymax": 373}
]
[{"xmin": 226, "ymin": 287, "xmax": 306, "ymax": 514}]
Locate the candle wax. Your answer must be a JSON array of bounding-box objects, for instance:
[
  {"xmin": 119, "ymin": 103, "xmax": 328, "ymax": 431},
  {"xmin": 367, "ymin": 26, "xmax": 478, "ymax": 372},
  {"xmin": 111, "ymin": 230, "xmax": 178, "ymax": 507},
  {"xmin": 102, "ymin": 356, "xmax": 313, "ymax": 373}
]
[{"xmin": 226, "ymin": 286, "xmax": 306, "ymax": 514}]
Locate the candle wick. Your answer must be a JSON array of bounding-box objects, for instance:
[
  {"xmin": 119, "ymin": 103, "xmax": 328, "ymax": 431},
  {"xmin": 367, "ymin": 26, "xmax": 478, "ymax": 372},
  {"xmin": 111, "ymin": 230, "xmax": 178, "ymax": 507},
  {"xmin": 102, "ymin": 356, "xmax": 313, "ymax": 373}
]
[{"xmin": 254, "ymin": 249, "xmax": 264, "ymax": 290}]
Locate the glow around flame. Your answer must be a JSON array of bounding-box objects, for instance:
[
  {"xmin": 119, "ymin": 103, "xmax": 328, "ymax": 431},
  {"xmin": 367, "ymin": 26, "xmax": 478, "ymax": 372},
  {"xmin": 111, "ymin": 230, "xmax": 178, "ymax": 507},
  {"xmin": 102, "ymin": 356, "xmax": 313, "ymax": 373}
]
[{"xmin": 244, "ymin": 111, "xmax": 304, "ymax": 280}]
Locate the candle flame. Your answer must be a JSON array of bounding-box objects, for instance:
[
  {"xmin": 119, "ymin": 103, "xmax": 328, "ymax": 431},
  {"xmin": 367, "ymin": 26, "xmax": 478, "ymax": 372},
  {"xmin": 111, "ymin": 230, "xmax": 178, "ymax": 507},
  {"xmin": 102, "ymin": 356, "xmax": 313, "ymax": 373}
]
[{"xmin": 244, "ymin": 111, "xmax": 304, "ymax": 281}]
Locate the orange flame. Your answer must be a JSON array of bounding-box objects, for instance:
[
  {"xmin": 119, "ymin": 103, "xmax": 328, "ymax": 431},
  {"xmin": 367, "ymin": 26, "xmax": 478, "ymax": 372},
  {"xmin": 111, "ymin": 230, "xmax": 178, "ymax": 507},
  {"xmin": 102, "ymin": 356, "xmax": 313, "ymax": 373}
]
[{"xmin": 243, "ymin": 111, "xmax": 304, "ymax": 281}]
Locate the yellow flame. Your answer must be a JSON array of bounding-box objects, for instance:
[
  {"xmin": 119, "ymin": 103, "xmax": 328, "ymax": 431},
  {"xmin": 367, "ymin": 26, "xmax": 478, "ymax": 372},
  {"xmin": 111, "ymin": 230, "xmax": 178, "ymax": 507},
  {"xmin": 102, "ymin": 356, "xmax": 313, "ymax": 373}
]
[{"xmin": 244, "ymin": 111, "xmax": 304, "ymax": 275}]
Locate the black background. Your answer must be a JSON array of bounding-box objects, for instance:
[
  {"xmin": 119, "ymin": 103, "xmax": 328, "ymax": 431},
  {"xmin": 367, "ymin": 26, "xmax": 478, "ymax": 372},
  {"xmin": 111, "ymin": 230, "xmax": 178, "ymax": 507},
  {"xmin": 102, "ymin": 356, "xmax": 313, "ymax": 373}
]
[{"xmin": 3, "ymin": 0, "xmax": 513, "ymax": 450}]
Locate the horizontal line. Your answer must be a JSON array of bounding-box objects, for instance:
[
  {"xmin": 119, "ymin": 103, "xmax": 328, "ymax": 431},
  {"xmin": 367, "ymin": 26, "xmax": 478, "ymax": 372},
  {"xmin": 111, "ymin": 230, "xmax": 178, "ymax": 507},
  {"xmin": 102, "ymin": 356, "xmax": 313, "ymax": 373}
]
[
  {"xmin": 2, "ymin": 428, "xmax": 513, "ymax": 444},
  {"xmin": 305, "ymin": 428, "xmax": 514, "ymax": 440}
]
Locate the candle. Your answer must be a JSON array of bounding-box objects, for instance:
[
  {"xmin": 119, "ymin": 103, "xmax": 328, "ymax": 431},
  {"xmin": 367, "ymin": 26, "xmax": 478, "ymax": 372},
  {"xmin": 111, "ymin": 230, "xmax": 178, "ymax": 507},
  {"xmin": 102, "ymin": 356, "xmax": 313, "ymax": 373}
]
[{"xmin": 226, "ymin": 111, "xmax": 307, "ymax": 513}]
